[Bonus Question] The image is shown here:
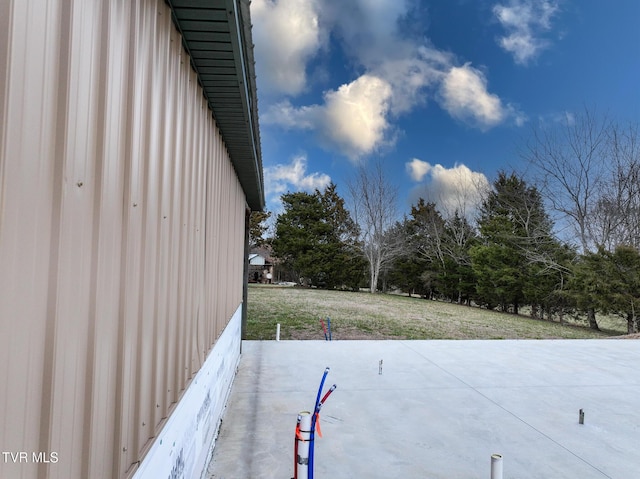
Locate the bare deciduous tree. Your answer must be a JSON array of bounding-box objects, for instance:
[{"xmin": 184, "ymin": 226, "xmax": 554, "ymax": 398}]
[
  {"xmin": 348, "ymin": 161, "xmax": 403, "ymax": 293},
  {"xmin": 522, "ymin": 108, "xmax": 640, "ymax": 331},
  {"xmin": 521, "ymin": 108, "xmax": 611, "ymax": 253},
  {"xmin": 523, "ymin": 108, "xmax": 640, "ymax": 253},
  {"xmin": 591, "ymin": 122, "xmax": 640, "ymax": 250}
]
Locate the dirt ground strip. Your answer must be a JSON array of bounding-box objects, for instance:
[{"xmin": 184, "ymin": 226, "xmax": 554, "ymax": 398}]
[{"xmin": 613, "ymin": 333, "xmax": 640, "ymax": 339}]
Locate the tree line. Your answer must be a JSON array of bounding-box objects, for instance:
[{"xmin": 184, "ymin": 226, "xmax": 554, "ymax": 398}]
[{"xmin": 251, "ymin": 110, "xmax": 640, "ymax": 334}]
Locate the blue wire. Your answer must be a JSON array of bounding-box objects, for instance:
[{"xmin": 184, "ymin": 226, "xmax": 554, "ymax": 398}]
[
  {"xmin": 309, "ymin": 368, "xmax": 329, "ymax": 479},
  {"xmin": 327, "ymin": 317, "xmax": 332, "ymax": 341}
]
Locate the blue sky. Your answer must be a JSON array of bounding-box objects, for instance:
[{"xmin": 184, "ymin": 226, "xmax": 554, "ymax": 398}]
[{"xmin": 250, "ymin": 0, "xmax": 640, "ymax": 217}]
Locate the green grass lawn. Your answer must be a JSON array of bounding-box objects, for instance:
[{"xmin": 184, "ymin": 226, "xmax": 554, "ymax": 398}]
[{"xmin": 245, "ymin": 284, "xmax": 627, "ymax": 340}]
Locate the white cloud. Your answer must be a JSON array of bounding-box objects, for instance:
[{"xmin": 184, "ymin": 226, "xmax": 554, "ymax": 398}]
[
  {"xmin": 373, "ymin": 46, "xmax": 450, "ymax": 115},
  {"xmin": 406, "ymin": 158, "xmax": 432, "ymax": 182},
  {"xmin": 537, "ymin": 110, "xmax": 576, "ymax": 127},
  {"xmin": 439, "ymin": 64, "xmax": 510, "ymax": 129},
  {"xmin": 263, "ymin": 74, "xmax": 393, "ymax": 160},
  {"xmin": 255, "ymin": 0, "xmax": 526, "ymax": 161},
  {"xmin": 251, "ymin": 0, "xmax": 324, "ymax": 95},
  {"xmin": 321, "ymin": 0, "xmax": 412, "ymax": 65},
  {"xmin": 260, "ymin": 100, "xmax": 317, "ymax": 130},
  {"xmin": 514, "ymin": 110, "xmax": 529, "ymax": 127},
  {"xmin": 322, "ymin": 2, "xmax": 449, "ymax": 116},
  {"xmin": 264, "ymin": 155, "xmax": 331, "ymax": 206},
  {"xmin": 493, "ymin": 0, "xmax": 560, "ymax": 65},
  {"xmin": 409, "ymin": 162, "xmax": 490, "ymax": 220},
  {"xmin": 320, "ymin": 75, "xmax": 393, "ymax": 158}
]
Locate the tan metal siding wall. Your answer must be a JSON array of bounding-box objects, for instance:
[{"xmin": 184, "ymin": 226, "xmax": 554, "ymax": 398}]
[{"xmin": 0, "ymin": 1, "xmax": 247, "ymax": 478}]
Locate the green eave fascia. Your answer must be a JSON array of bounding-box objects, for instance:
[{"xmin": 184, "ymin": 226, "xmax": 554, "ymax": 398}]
[{"xmin": 166, "ymin": 0, "xmax": 265, "ymax": 211}]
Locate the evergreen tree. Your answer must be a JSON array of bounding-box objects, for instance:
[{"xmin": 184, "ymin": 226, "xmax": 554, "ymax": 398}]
[
  {"xmin": 319, "ymin": 183, "xmax": 367, "ymax": 289},
  {"xmin": 409, "ymin": 200, "xmax": 446, "ymax": 297},
  {"xmin": 386, "ymin": 219, "xmax": 428, "ymax": 296},
  {"xmin": 389, "ymin": 200, "xmax": 478, "ymax": 302},
  {"xmin": 439, "ymin": 211, "xmax": 478, "ymax": 304},
  {"xmin": 471, "ymin": 172, "xmax": 557, "ymax": 313},
  {"xmin": 272, "ymin": 184, "xmax": 365, "ymax": 289},
  {"xmin": 568, "ymin": 246, "xmax": 640, "ymax": 333},
  {"xmin": 249, "ymin": 210, "xmax": 271, "ymax": 248}
]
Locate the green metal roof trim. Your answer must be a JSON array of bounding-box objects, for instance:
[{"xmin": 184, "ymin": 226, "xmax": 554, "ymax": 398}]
[{"xmin": 166, "ymin": 0, "xmax": 265, "ymax": 211}]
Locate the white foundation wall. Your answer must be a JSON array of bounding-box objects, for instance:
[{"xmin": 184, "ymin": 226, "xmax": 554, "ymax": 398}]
[
  {"xmin": 0, "ymin": 1, "xmax": 249, "ymax": 478},
  {"xmin": 132, "ymin": 305, "xmax": 242, "ymax": 479}
]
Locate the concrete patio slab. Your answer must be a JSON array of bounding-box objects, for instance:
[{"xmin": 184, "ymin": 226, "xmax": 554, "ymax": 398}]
[{"xmin": 205, "ymin": 340, "xmax": 640, "ymax": 479}]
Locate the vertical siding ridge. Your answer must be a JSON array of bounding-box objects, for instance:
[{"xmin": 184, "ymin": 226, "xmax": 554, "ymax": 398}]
[
  {"xmin": 81, "ymin": 0, "xmax": 110, "ymax": 476},
  {"xmin": 114, "ymin": 0, "xmax": 138, "ymax": 475},
  {"xmin": 0, "ymin": 0, "xmax": 12, "ymax": 179},
  {"xmin": 150, "ymin": 0, "xmax": 171, "ymax": 441},
  {"xmin": 133, "ymin": 0, "xmax": 158, "ymax": 458},
  {"xmin": 40, "ymin": 0, "xmax": 72, "ymax": 476}
]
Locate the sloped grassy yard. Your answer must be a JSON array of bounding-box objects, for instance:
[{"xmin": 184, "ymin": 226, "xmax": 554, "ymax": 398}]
[{"xmin": 246, "ymin": 285, "xmax": 627, "ymax": 340}]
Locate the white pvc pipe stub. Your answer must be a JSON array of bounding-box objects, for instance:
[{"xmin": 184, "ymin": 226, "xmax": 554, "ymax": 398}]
[
  {"xmin": 491, "ymin": 453, "xmax": 503, "ymax": 479},
  {"xmin": 296, "ymin": 411, "xmax": 312, "ymax": 479},
  {"xmin": 276, "ymin": 323, "xmax": 281, "ymax": 341}
]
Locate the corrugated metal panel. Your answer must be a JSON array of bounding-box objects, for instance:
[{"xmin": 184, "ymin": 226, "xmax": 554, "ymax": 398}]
[{"xmin": 0, "ymin": 1, "xmax": 252, "ymax": 478}]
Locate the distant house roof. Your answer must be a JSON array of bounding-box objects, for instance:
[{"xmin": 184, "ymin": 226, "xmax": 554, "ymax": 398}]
[
  {"xmin": 249, "ymin": 253, "xmax": 267, "ymax": 266},
  {"xmin": 167, "ymin": 0, "xmax": 264, "ymax": 211}
]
